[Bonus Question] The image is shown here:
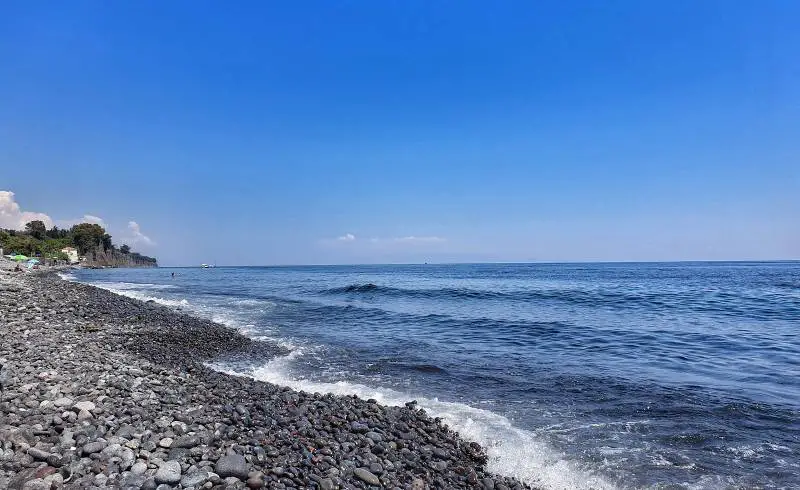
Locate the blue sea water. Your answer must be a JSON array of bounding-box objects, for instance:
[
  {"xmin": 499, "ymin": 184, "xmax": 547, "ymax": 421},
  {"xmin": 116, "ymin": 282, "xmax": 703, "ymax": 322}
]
[{"xmin": 66, "ymin": 262, "xmax": 800, "ymax": 489}]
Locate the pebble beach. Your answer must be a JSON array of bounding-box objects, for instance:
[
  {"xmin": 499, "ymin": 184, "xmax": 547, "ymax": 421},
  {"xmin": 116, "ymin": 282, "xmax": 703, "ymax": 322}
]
[{"xmin": 0, "ymin": 267, "xmax": 532, "ymax": 490}]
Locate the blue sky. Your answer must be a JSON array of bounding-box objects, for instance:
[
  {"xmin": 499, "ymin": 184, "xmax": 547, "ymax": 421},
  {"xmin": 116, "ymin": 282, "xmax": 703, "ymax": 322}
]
[{"xmin": 1, "ymin": 1, "xmax": 798, "ymax": 265}]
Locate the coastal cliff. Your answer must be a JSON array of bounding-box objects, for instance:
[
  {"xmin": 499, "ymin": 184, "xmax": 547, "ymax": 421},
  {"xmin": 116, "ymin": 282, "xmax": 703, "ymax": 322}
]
[{"xmin": 84, "ymin": 247, "xmax": 158, "ymax": 268}]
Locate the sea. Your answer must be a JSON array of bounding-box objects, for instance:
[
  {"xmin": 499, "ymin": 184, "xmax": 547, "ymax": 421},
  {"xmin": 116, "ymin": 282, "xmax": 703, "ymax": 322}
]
[{"xmin": 62, "ymin": 262, "xmax": 800, "ymax": 489}]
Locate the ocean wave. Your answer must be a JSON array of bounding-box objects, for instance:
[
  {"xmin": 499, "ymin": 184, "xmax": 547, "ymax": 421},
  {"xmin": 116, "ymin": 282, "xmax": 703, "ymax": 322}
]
[
  {"xmin": 57, "ymin": 272, "xmax": 78, "ymax": 281},
  {"xmin": 325, "ymin": 283, "xmax": 382, "ymax": 293},
  {"xmin": 100, "ymin": 287, "xmax": 191, "ymax": 308},
  {"xmin": 210, "ymin": 355, "xmax": 618, "ymax": 490},
  {"xmin": 322, "ymin": 283, "xmax": 799, "ymax": 321},
  {"xmin": 232, "ymin": 298, "xmax": 277, "ymax": 308}
]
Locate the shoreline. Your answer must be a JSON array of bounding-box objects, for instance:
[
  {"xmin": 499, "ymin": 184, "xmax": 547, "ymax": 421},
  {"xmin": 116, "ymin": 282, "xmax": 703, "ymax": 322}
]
[{"xmin": 0, "ymin": 270, "xmax": 533, "ymax": 489}]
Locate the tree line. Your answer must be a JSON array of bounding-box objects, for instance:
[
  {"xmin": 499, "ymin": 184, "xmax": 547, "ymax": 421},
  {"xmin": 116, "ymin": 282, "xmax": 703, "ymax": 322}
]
[{"xmin": 0, "ymin": 220, "xmax": 156, "ymax": 264}]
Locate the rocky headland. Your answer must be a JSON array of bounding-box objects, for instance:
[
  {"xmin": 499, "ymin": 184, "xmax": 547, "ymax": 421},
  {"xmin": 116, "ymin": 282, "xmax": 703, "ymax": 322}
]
[{"xmin": 0, "ymin": 270, "xmax": 533, "ymax": 489}]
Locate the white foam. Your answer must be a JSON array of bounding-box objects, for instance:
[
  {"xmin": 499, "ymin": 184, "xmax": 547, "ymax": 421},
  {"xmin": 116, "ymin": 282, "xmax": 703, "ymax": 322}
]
[
  {"xmin": 684, "ymin": 475, "xmax": 736, "ymax": 490},
  {"xmin": 75, "ymin": 279, "xmax": 189, "ymax": 308},
  {"xmin": 105, "ymin": 287, "xmax": 191, "ymax": 308},
  {"xmin": 57, "ymin": 272, "xmax": 77, "ymax": 281},
  {"xmin": 233, "ymin": 298, "xmax": 276, "ymax": 307},
  {"xmin": 212, "ymin": 353, "xmax": 619, "ymax": 490}
]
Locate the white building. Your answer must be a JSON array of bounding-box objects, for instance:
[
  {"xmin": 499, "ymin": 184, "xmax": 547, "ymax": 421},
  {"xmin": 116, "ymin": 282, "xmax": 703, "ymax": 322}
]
[{"xmin": 61, "ymin": 247, "xmax": 79, "ymax": 264}]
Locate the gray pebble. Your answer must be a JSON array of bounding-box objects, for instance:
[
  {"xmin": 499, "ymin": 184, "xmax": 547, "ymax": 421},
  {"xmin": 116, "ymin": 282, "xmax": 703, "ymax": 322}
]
[
  {"xmin": 354, "ymin": 467, "xmax": 381, "ymax": 485},
  {"xmin": 154, "ymin": 460, "xmax": 182, "ymax": 484}
]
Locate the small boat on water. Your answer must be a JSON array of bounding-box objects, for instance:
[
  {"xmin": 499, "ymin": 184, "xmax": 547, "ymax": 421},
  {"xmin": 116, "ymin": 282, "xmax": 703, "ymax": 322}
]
[{"xmin": 200, "ymin": 264, "xmax": 216, "ymax": 268}]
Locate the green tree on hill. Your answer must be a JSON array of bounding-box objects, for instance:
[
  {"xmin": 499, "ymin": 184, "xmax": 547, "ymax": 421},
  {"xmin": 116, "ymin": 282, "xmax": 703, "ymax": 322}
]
[
  {"xmin": 42, "ymin": 237, "xmax": 72, "ymax": 255},
  {"xmin": 70, "ymin": 223, "xmax": 106, "ymax": 255},
  {"xmin": 0, "ymin": 221, "xmax": 156, "ymax": 265},
  {"xmin": 102, "ymin": 233, "xmax": 112, "ymax": 251},
  {"xmin": 3, "ymin": 234, "xmax": 41, "ymax": 256},
  {"xmin": 46, "ymin": 226, "xmax": 69, "ymax": 239},
  {"xmin": 24, "ymin": 220, "xmax": 47, "ymax": 240}
]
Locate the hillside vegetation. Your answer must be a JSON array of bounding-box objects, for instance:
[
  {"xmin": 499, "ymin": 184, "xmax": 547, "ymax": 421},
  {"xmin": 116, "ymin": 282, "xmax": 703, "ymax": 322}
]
[{"xmin": 0, "ymin": 220, "xmax": 157, "ymax": 267}]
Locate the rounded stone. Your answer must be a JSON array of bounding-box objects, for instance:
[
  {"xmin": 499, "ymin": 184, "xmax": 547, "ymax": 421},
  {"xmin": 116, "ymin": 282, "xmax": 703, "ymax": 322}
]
[
  {"xmin": 73, "ymin": 400, "xmax": 96, "ymax": 412},
  {"xmin": 354, "ymin": 467, "xmax": 380, "ymax": 485},
  {"xmin": 246, "ymin": 476, "xmax": 264, "ymax": 488},
  {"xmin": 154, "ymin": 460, "xmax": 182, "ymax": 484},
  {"xmin": 215, "ymin": 454, "xmax": 249, "ymax": 480},
  {"xmin": 53, "ymin": 397, "xmax": 74, "ymax": 408},
  {"xmin": 82, "ymin": 441, "xmax": 107, "ymax": 455}
]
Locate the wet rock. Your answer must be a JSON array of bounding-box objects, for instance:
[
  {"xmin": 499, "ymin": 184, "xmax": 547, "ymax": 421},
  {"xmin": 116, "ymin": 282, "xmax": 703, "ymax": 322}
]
[{"xmin": 354, "ymin": 467, "xmax": 380, "ymax": 485}]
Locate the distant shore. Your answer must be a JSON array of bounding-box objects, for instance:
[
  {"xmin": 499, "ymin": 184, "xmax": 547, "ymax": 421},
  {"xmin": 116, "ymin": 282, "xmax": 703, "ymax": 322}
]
[{"xmin": 0, "ymin": 269, "xmax": 532, "ymax": 489}]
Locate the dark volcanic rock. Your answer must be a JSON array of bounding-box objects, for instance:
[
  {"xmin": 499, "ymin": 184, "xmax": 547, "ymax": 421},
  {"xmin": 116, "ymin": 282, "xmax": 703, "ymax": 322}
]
[{"xmin": 215, "ymin": 453, "xmax": 250, "ymax": 479}]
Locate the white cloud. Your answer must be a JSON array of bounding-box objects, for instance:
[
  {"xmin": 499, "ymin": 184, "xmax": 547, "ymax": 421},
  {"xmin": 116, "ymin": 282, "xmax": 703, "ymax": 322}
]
[
  {"xmin": 56, "ymin": 214, "xmax": 107, "ymax": 229},
  {"xmin": 0, "ymin": 190, "xmax": 114, "ymax": 232},
  {"xmin": 1, "ymin": 190, "xmax": 156, "ymax": 250},
  {"xmin": 0, "ymin": 191, "xmax": 54, "ymax": 229},
  {"xmin": 324, "ymin": 233, "xmax": 446, "ymax": 247},
  {"xmin": 368, "ymin": 235, "xmax": 447, "ymax": 244},
  {"xmin": 127, "ymin": 221, "xmax": 154, "ymax": 246},
  {"xmin": 393, "ymin": 236, "xmax": 446, "ymax": 243}
]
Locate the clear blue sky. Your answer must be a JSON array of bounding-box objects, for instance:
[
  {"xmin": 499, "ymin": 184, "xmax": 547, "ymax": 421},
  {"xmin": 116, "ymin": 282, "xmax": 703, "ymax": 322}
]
[{"xmin": 1, "ymin": 1, "xmax": 798, "ymax": 265}]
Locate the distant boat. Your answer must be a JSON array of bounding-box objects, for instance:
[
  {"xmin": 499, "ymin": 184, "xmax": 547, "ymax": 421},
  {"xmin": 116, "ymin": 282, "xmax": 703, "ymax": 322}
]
[{"xmin": 201, "ymin": 264, "xmax": 209, "ymax": 268}]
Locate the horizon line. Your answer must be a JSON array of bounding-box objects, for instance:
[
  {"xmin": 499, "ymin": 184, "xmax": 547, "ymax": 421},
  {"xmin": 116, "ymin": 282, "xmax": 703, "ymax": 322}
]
[{"xmin": 155, "ymin": 259, "xmax": 800, "ymax": 268}]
